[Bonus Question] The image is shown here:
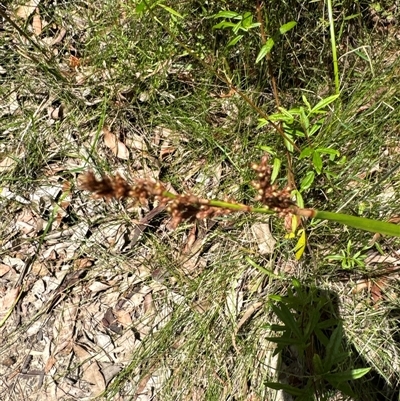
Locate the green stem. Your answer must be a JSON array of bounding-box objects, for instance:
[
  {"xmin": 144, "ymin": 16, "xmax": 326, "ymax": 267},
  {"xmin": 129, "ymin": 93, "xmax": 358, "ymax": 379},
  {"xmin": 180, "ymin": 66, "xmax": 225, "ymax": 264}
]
[
  {"xmin": 161, "ymin": 191, "xmax": 400, "ymax": 237},
  {"xmin": 327, "ymin": 0, "xmax": 340, "ymax": 94}
]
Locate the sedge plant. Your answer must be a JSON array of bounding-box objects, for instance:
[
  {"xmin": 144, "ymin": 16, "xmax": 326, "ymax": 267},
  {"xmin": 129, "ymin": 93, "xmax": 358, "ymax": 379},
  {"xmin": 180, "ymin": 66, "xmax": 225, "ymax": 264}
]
[{"xmin": 81, "ymin": 154, "xmax": 400, "ymax": 239}]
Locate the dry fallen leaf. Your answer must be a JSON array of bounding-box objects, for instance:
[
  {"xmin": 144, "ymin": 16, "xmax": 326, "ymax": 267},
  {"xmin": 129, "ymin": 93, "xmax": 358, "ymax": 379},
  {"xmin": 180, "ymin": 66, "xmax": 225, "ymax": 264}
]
[
  {"xmin": 32, "ymin": 11, "xmax": 42, "ymax": 36},
  {"xmin": 251, "ymin": 221, "xmax": 276, "ymax": 255},
  {"xmin": 0, "ymin": 156, "xmax": 16, "ymax": 172},
  {"xmin": 0, "ymin": 287, "xmax": 20, "ymax": 321},
  {"xmin": 14, "ymin": 0, "xmax": 40, "ymax": 20},
  {"xmin": 103, "ymin": 127, "xmax": 130, "ymax": 160}
]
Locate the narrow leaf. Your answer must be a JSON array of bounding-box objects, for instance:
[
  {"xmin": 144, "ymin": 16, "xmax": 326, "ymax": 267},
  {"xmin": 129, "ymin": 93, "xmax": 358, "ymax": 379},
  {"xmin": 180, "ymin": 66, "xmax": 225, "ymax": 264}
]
[
  {"xmin": 279, "ymin": 21, "xmax": 297, "ymax": 34},
  {"xmin": 157, "ymin": 4, "xmax": 184, "ymax": 19},
  {"xmin": 325, "ymin": 324, "xmax": 344, "ymax": 370},
  {"xmin": 271, "ymin": 158, "xmax": 281, "ymax": 184},
  {"xmin": 315, "ymin": 210, "xmax": 400, "ymax": 237},
  {"xmin": 300, "ymin": 171, "xmax": 315, "ymax": 192},
  {"xmin": 294, "ymin": 229, "xmax": 306, "ymax": 260},
  {"xmin": 227, "ymin": 35, "xmax": 243, "ymax": 47},
  {"xmin": 271, "ymin": 303, "xmax": 302, "ymax": 339},
  {"xmin": 265, "ymin": 382, "xmax": 306, "ymax": 396},
  {"xmin": 313, "ymin": 151, "xmax": 323, "ymax": 174},
  {"xmin": 311, "ymin": 94, "xmax": 340, "ymax": 113},
  {"xmin": 213, "ymin": 11, "xmax": 239, "ymax": 19},
  {"xmin": 256, "ymin": 38, "xmax": 275, "ymax": 63},
  {"xmin": 326, "ymin": 367, "xmax": 371, "ymax": 382}
]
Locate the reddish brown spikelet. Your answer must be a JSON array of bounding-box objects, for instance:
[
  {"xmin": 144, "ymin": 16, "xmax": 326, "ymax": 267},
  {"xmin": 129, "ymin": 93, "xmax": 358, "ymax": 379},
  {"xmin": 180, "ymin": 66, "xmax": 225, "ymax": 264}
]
[
  {"xmin": 251, "ymin": 155, "xmax": 294, "ymax": 214},
  {"xmin": 80, "ymin": 171, "xmax": 132, "ymax": 201}
]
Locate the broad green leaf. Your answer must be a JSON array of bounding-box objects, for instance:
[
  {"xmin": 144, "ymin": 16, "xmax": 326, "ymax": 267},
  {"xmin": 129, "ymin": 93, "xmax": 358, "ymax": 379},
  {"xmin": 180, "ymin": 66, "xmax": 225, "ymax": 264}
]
[
  {"xmin": 227, "ymin": 35, "xmax": 243, "ymax": 47},
  {"xmin": 265, "ymin": 382, "xmax": 307, "ymax": 396},
  {"xmin": 326, "ymin": 368, "xmax": 371, "ymax": 382},
  {"xmin": 310, "ymin": 94, "xmax": 340, "ymax": 113},
  {"xmin": 312, "ymin": 151, "xmax": 323, "ymax": 174},
  {"xmin": 158, "ymin": 3, "xmax": 184, "ymax": 18},
  {"xmin": 279, "ymin": 21, "xmax": 297, "ymax": 34},
  {"xmin": 241, "ymin": 12, "xmax": 253, "ymax": 28},
  {"xmin": 294, "ymin": 229, "xmax": 306, "ymax": 260},
  {"xmin": 300, "ymin": 171, "xmax": 315, "ymax": 192},
  {"xmin": 299, "ymin": 146, "xmax": 313, "ymax": 159},
  {"xmin": 271, "ymin": 158, "xmax": 281, "ymax": 184},
  {"xmin": 256, "ymin": 38, "xmax": 275, "ymax": 63},
  {"xmin": 213, "ymin": 11, "xmax": 239, "ymax": 19}
]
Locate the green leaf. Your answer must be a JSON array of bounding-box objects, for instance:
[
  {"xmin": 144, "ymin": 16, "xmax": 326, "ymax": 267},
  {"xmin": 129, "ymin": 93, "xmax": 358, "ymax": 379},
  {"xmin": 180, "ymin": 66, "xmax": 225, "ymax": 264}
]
[
  {"xmin": 299, "ymin": 107, "xmax": 309, "ymax": 131},
  {"xmin": 313, "ymin": 353, "xmax": 324, "ymax": 374},
  {"xmin": 271, "ymin": 158, "xmax": 281, "ymax": 184},
  {"xmin": 294, "ymin": 229, "xmax": 306, "ymax": 260},
  {"xmin": 310, "ymin": 94, "xmax": 340, "ymax": 113},
  {"xmin": 302, "ymin": 94, "xmax": 312, "ymax": 111},
  {"xmin": 308, "ymin": 118, "xmax": 325, "ymax": 136},
  {"xmin": 315, "ymin": 210, "xmax": 400, "ymax": 237},
  {"xmin": 325, "ymin": 324, "xmax": 343, "ymax": 370},
  {"xmin": 312, "ymin": 151, "xmax": 323, "ymax": 174},
  {"xmin": 271, "ymin": 303, "xmax": 302, "ymax": 339},
  {"xmin": 279, "ymin": 21, "xmax": 297, "ymax": 34},
  {"xmin": 265, "ymin": 382, "xmax": 307, "ymax": 396},
  {"xmin": 213, "ymin": 11, "xmax": 239, "ymax": 19},
  {"xmin": 227, "ymin": 35, "xmax": 243, "ymax": 47},
  {"xmin": 213, "ymin": 21, "xmax": 236, "ymax": 29},
  {"xmin": 300, "ymin": 171, "xmax": 315, "ymax": 192},
  {"xmin": 283, "ymin": 134, "xmax": 294, "ymax": 152},
  {"xmin": 157, "ymin": 3, "xmax": 184, "ymax": 19},
  {"xmin": 135, "ymin": 1, "xmax": 146, "ymax": 14},
  {"xmin": 326, "ymin": 368, "xmax": 371, "ymax": 382},
  {"xmin": 241, "ymin": 12, "xmax": 253, "ymax": 28},
  {"xmin": 257, "ymin": 118, "xmax": 269, "ymax": 129},
  {"xmin": 258, "ymin": 145, "xmax": 276, "ymax": 155},
  {"xmin": 316, "ymin": 147, "xmax": 340, "ymax": 157},
  {"xmin": 256, "ymin": 38, "xmax": 275, "ymax": 63},
  {"xmin": 293, "ymin": 190, "xmax": 304, "ymax": 208},
  {"xmin": 299, "ymin": 147, "xmax": 313, "ymax": 159}
]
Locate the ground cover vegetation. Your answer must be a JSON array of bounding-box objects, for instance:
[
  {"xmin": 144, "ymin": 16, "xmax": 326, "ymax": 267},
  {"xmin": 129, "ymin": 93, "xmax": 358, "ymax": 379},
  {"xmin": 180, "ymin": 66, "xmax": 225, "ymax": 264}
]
[{"xmin": 1, "ymin": 0, "xmax": 400, "ymax": 400}]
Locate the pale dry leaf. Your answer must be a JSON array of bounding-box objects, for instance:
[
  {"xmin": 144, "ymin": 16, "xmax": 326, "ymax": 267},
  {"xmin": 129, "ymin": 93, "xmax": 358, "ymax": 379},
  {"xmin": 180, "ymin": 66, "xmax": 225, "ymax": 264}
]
[
  {"xmin": 14, "ymin": 0, "xmax": 40, "ymax": 20},
  {"xmin": 103, "ymin": 127, "xmax": 129, "ymax": 160},
  {"xmin": 0, "ymin": 156, "xmax": 17, "ymax": 172},
  {"xmin": 0, "ymin": 264, "xmax": 11, "ymax": 277},
  {"xmin": 0, "ymin": 287, "xmax": 20, "ymax": 319},
  {"xmin": 251, "ymin": 221, "xmax": 276, "ymax": 255},
  {"xmin": 114, "ymin": 309, "xmax": 132, "ymax": 326},
  {"xmin": 32, "ymin": 12, "xmax": 42, "ymax": 36},
  {"xmin": 74, "ymin": 344, "xmax": 106, "ymax": 396},
  {"xmin": 88, "ymin": 281, "xmax": 110, "ymax": 293}
]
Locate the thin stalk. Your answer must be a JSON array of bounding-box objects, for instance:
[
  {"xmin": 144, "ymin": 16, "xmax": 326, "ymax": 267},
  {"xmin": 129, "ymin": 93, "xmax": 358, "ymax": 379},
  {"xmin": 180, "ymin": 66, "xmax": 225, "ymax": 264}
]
[
  {"xmin": 326, "ymin": 0, "xmax": 340, "ymax": 94},
  {"xmin": 161, "ymin": 191, "xmax": 400, "ymax": 237}
]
